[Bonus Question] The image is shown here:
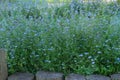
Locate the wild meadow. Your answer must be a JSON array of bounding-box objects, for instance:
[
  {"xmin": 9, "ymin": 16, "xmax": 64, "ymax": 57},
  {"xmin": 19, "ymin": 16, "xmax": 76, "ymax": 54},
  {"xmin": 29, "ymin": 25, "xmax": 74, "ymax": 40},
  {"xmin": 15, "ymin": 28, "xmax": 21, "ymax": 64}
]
[{"xmin": 0, "ymin": 0, "xmax": 120, "ymax": 76}]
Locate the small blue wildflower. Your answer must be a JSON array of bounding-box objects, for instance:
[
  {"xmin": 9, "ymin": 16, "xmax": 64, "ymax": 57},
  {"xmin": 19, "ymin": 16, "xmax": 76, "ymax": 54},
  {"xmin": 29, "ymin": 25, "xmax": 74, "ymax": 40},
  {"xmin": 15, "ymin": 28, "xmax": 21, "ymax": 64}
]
[
  {"xmin": 116, "ymin": 58, "xmax": 120, "ymax": 62},
  {"xmin": 84, "ymin": 52, "xmax": 89, "ymax": 55},
  {"xmin": 92, "ymin": 61, "xmax": 95, "ymax": 64},
  {"xmin": 79, "ymin": 54, "xmax": 83, "ymax": 57},
  {"xmin": 97, "ymin": 51, "xmax": 102, "ymax": 54},
  {"xmin": 88, "ymin": 56, "xmax": 92, "ymax": 59},
  {"xmin": 44, "ymin": 60, "xmax": 51, "ymax": 63}
]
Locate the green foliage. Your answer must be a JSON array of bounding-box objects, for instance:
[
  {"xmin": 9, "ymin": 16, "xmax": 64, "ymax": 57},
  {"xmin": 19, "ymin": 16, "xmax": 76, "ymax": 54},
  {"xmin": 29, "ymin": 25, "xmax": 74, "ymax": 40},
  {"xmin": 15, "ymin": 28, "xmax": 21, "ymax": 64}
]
[
  {"xmin": 47, "ymin": 0, "xmax": 72, "ymax": 3},
  {"xmin": 117, "ymin": 0, "xmax": 120, "ymax": 4},
  {"xmin": 54, "ymin": 5, "xmax": 71, "ymax": 18},
  {"xmin": 55, "ymin": 1, "xmax": 120, "ymax": 18},
  {"xmin": 21, "ymin": 7, "xmax": 42, "ymax": 19},
  {"xmin": 0, "ymin": 1, "xmax": 120, "ymax": 76}
]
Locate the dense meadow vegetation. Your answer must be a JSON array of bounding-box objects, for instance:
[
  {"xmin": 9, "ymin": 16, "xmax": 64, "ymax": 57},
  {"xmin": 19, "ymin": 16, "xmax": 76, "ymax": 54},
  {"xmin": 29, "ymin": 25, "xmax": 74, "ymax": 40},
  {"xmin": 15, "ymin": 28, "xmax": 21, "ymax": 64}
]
[{"xmin": 0, "ymin": 0, "xmax": 120, "ymax": 76}]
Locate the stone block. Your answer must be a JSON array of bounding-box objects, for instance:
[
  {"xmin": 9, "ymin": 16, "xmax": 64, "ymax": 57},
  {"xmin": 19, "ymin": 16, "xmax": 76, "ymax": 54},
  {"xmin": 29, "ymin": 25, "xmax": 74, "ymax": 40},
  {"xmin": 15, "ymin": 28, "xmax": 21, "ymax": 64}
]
[
  {"xmin": 65, "ymin": 73, "xmax": 86, "ymax": 80},
  {"xmin": 8, "ymin": 72, "xmax": 34, "ymax": 80},
  {"xmin": 36, "ymin": 71, "xmax": 64, "ymax": 80},
  {"xmin": 111, "ymin": 74, "xmax": 120, "ymax": 80},
  {"xmin": 86, "ymin": 75, "xmax": 110, "ymax": 80}
]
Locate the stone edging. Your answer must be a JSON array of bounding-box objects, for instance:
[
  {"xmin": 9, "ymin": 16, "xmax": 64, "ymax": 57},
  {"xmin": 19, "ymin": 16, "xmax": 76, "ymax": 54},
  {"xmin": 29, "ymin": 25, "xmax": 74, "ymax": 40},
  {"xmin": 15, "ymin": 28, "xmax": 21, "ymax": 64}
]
[{"xmin": 8, "ymin": 71, "xmax": 120, "ymax": 80}]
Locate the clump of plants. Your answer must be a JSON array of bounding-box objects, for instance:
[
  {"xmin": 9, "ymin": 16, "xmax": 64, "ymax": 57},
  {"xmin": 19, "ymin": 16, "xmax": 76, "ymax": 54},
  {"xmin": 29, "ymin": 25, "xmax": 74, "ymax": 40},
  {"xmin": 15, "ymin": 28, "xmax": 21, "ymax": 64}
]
[
  {"xmin": 0, "ymin": 1, "xmax": 120, "ymax": 76},
  {"xmin": 54, "ymin": 1, "xmax": 120, "ymax": 18}
]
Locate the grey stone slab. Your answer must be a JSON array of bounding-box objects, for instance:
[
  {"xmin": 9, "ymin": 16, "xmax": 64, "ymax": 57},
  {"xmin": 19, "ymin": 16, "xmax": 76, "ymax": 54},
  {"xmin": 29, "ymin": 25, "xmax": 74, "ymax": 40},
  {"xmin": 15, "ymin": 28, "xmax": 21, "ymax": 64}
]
[
  {"xmin": 36, "ymin": 71, "xmax": 64, "ymax": 80},
  {"xmin": 111, "ymin": 74, "xmax": 120, "ymax": 80},
  {"xmin": 65, "ymin": 73, "xmax": 86, "ymax": 80},
  {"xmin": 8, "ymin": 72, "xmax": 34, "ymax": 80},
  {"xmin": 86, "ymin": 75, "xmax": 111, "ymax": 80}
]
